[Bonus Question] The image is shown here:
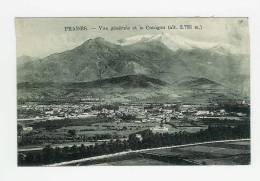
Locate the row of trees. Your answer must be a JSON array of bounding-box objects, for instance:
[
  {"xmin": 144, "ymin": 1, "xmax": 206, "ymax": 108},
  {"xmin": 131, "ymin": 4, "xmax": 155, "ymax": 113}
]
[
  {"xmin": 128, "ymin": 124, "xmax": 250, "ymax": 150},
  {"xmin": 19, "ymin": 140, "xmax": 129, "ymax": 166},
  {"xmin": 18, "ymin": 132, "xmax": 120, "ymax": 146},
  {"xmin": 18, "ymin": 124, "xmax": 250, "ymax": 166}
]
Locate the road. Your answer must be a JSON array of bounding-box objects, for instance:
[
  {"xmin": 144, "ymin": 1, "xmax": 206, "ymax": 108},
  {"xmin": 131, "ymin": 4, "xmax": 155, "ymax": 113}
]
[{"xmin": 46, "ymin": 138, "xmax": 250, "ymax": 166}]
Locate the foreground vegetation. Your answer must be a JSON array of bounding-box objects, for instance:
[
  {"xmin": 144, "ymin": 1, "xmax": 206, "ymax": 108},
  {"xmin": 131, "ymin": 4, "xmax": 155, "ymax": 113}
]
[{"xmin": 18, "ymin": 124, "xmax": 250, "ymax": 166}]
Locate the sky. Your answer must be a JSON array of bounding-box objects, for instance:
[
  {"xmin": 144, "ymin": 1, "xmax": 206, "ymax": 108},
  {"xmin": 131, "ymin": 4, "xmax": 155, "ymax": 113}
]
[{"xmin": 15, "ymin": 17, "xmax": 250, "ymax": 58}]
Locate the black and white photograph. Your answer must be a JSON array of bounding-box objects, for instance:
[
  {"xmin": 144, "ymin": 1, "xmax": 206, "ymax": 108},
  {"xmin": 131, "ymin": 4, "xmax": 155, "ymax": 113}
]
[{"xmin": 16, "ymin": 17, "xmax": 250, "ymax": 166}]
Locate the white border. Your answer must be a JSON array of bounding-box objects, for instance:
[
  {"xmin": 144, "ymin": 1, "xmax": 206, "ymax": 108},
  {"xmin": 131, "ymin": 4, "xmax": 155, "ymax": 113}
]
[{"xmin": 0, "ymin": 0, "xmax": 260, "ymax": 181}]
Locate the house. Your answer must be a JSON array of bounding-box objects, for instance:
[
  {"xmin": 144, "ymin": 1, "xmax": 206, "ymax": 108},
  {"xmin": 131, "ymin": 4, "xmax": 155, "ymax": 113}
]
[
  {"xmin": 195, "ymin": 110, "xmax": 210, "ymax": 116},
  {"xmin": 150, "ymin": 126, "xmax": 169, "ymax": 133},
  {"xmin": 23, "ymin": 127, "xmax": 33, "ymax": 132},
  {"xmin": 135, "ymin": 134, "xmax": 143, "ymax": 141}
]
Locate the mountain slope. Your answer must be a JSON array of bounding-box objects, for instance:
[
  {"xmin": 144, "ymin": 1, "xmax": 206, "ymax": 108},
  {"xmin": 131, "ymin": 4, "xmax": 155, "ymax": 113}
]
[
  {"xmin": 17, "ymin": 36, "xmax": 250, "ymax": 97},
  {"xmin": 176, "ymin": 76, "xmax": 223, "ymax": 89},
  {"xmin": 18, "ymin": 74, "xmax": 167, "ymax": 89},
  {"xmin": 18, "ymin": 38, "xmax": 128, "ymax": 82},
  {"xmin": 17, "ymin": 55, "xmax": 39, "ymax": 66},
  {"xmin": 17, "ymin": 75, "xmax": 171, "ymax": 103},
  {"xmin": 17, "ymin": 37, "xmax": 190, "ymax": 83},
  {"xmin": 123, "ymin": 41, "xmax": 191, "ymax": 79},
  {"xmin": 17, "ymin": 74, "xmax": 233, "ymax": 104}
]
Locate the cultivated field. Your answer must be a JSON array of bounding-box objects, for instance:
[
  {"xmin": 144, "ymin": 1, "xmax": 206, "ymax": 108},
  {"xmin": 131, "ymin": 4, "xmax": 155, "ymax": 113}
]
[{"xmin": 87, "ymin": 140, "xmax": 250, "ymax": 165}]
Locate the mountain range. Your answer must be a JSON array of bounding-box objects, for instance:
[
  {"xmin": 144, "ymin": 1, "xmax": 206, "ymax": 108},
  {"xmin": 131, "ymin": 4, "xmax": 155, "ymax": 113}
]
[
  {"xmin": 17, "ymin": 34, "xmax": 250, "ymax": 102},
  {"xmin": 117, "ymin": 33, "xmax": 239, "ymax": 55}
]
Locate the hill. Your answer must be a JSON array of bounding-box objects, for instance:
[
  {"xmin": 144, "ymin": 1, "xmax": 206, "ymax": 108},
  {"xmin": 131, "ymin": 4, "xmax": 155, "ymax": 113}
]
[
  {"xmin": 17, "ymin": 75, "xmax": 172, "ymax": 103},
  {"xmin": 18, "ymin": 74, "xmax": 167, "ymax": 89},
  {"xmin": 17, "ymin": 36, "xmax": 250, "ymax": 100},
  {"xmin": 176, "ymin": 77, "xmax": 222, "ymax": 89}
]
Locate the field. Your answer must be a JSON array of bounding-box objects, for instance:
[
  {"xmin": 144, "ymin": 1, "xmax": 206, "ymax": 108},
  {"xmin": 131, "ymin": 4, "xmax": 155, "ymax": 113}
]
[
  {"xmin": 86, "ymin": 140, "xmax": 250, "ymax": 165},
  {"xmin": 18, "ymin": 117, "xmax": 208, "ymax": 149},
  {"xmin": 94, "ymin": 158, "xmax": 172, "ymax": 166}
]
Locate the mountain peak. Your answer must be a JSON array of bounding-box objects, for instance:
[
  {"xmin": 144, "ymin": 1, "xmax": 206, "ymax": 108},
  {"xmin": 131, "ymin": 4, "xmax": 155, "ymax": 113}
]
[
  {"xmin": 78, "ymin": 37, "xmax": 119, "ymax": 50},
  {"xmin": 117, "ymin": 33, "xmax": 238, "ymax": 54},
  {"xmin": 93, "ymin": 37, "xmax": 106, "ymax": 42},
  {"xmin": 81, "ymin": 37, "xmax": 106, "ymax": 45}
]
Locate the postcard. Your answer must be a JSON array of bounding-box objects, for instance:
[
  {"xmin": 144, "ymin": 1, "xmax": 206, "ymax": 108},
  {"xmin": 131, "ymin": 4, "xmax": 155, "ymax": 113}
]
[{"xmin": 16, "ymin": 17, "xmax": 250, "ymax": 166}]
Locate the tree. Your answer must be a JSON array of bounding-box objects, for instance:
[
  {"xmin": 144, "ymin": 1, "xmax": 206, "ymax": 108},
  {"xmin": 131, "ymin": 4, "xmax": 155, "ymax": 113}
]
[
  {"xmin": 25, "ymin": 152, "xmax": 34, "ymax": 165},
  {"xmin": 17, "ymin": 124, "xmax": 23, "ymax": 135},
  {"xmin": 128, "ymin": 134, "xmax": 141, "ymax": 150},
  {"xmin": 42, "ymin": 145, "xmax": 55, "ymax": 163},
  {"xmin": 79, "ymin": 144, "xmax": 86, "ymax": 156},
  {"xmin": 54, "ymin": 147, "xmax": 62, "ymax": 162},
  {"xmin": 18, "ymin": 153, "xmax": 26, "ymax": 165},
  {"xmin": 68, "ymin": 129, "xmax": 76, "ymax": 137}
]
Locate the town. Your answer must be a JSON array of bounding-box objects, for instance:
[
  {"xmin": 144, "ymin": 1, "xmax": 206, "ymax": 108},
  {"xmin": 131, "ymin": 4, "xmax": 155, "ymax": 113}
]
[{"xmin": 18, "ymin": 97, "xmax": 250, "ymax": 149}]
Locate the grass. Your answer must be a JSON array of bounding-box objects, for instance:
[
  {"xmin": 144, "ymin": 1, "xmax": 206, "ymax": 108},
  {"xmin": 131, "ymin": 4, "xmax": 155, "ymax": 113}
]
[{"xmin": 139, "ymin": 140, "xmax": 250, "ymax": 165}]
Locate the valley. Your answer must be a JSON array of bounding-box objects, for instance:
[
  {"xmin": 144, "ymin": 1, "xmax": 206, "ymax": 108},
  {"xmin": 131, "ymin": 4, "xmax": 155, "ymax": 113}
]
[{"xmin": 17, "ymin": 34, "xmax": 250, "ymax": 166}]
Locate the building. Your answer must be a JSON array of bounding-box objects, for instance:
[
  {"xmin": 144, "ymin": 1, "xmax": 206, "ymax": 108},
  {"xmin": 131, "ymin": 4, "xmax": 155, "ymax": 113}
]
[{"xmin": 150, "ymin": 126, "xmax": 169, "ymax": 133}]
